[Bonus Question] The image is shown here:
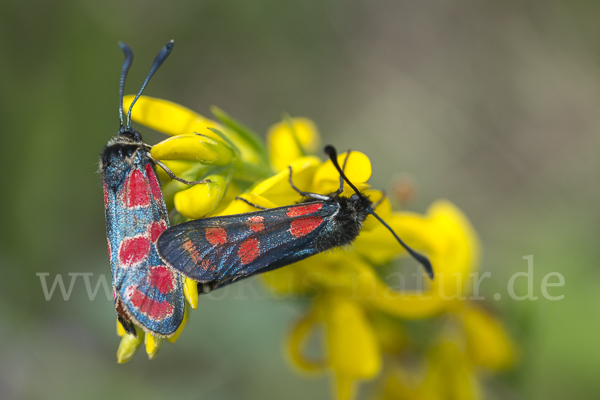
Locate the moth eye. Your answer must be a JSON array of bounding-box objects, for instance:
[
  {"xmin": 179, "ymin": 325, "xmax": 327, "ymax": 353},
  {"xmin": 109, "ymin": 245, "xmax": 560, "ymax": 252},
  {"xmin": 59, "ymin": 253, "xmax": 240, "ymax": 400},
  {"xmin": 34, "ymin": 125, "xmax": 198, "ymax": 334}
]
[{"xmin": 351, "ymin": 194, "xmax": 360, "ymax": 201}]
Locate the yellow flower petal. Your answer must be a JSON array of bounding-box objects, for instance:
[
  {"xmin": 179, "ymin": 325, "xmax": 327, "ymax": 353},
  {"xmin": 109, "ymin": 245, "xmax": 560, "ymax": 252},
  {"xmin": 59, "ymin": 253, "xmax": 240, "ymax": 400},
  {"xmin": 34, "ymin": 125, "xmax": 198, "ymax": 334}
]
[
  {"xmin": 183, "ymin": 277, "xmax": 199, "ymax": 309},
  {"xmin": 166, "ymin": 302, "xmax": 191, "ymax": 344},
  {"xmin": 308, "ymin": 252, "xmax": 446, "ymax": 319},
  {"xmin": 159, "ymin": 164, "xmax": 211, "ymax": 210},
  {"xmin": 267, "ymin": 117, "xmax": 320, "ymax": 171},
  {"xmin": 262, "ymin": 251, "xmax": 344, "ymax": 296},
  {"xmin": 286, "ymin": 311, "xmax": 327, "ymax": 373},
  {"xmin": 370, "ymin": 313, "xmax": 408, "ymax": 354},
  {"xmin": 123, "ymin": 95, "xmax": 220, "ymax": 137},
  {"xmin": 325, "ymin": 295, "xmax": 381, "ymax": 379},
  {"xmin": 174, "ymin": 174, "xmax": 227, "ymax": 219},
  {"xmin": 375, "ymin": 367, "xmax": 421, "ymax": 400},
  {"xmin": 334, "ymin": 375, "xmax": 357, "ymax": 400},
  {"xmin": 369, "ymin": 291, "xmax": 447, "ymax": 320},
  {"xmin": 311, "ymin": 151, "xmax": 372, "ymax": 195},
  {"xmin": 116, "ymin": 326, "xmax": 144, "ymax": 364},
  {"xmin": 209, "ymin": 181, "xmax": 240, "ymax": 215},
  {"xmin": 422, "ymin": 341, "xmax": 481, "ymax": 400},
  {"xmin": 262, "ymin": 262, "xmax": 313, "ymax": 295},
  {"xmin": 145, "ymin": 333, "xmax": 163, "ymax": 360},
  {"xmin": 462, "ymin": 305, "xmax": 516, "ymax": 370},
  {"xmin": 151, "ymin": 134, "xmax": 234, "ymax": 165}
]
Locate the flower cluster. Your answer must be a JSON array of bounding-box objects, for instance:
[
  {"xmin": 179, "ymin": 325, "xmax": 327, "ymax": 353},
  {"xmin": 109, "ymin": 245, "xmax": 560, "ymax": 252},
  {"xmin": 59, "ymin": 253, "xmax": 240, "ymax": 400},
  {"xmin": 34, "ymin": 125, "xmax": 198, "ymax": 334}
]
[{"xmin": 114, "ymin": 95, "xmax": 516, "ymax": 400}]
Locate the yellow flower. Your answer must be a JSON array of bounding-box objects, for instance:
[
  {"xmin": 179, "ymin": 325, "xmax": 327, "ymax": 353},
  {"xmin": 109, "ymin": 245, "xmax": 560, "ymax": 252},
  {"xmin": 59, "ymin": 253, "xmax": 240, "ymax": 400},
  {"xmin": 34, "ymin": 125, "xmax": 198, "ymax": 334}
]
[
  {"xmin": 461, "ymin": 304, "xmax": 517, "ymax": 370},
  {"xmin": 116, "ymin": 324, "xmax": 143, "ymax": 364},
  {"xmin": 151, "ymin": 134, "xmax": 235, "ymax": 165},
  {"xmin": 375, "ymin": 341, "xmax": 481, "ymax": 400},
  {"xmin": 354, "ymin": 200, "xmax": 480, "ymax": 316},
  {"xmin": 374, "ymin": 306, "xmax": 516, "ymax": 400},
  {"xmin": 262, "ymin": 198, "xmax": 511, "ymax": 399},
  {"xmin": 174, "ymin": 174, "xmax": 227, "ymax": 219},
  {"xmin": 267, "ymin": 117, "xmax": 320, "ymax": 171}
]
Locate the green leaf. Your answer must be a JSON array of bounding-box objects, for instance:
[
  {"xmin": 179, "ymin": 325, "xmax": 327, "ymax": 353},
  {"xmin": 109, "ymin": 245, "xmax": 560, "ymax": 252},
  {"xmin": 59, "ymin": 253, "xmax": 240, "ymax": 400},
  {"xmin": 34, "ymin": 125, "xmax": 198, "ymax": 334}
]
[{"xmin": 210, "ymin": 106, "xmax": 269, "ymax": 165}]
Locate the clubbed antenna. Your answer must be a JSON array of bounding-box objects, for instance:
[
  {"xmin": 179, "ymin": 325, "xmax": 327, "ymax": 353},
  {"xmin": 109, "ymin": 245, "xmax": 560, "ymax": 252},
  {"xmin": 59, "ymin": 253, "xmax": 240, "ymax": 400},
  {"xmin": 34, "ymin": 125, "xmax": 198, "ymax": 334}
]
[
  {"xmin": 118, "ymin": 42, "xmax": 134, "ymax": 128},
  {"xmin": 119, "ymin": 40, "xmax": 175, "ymax": 128},
  {"xmin": 324, "ymin": 145, "xmax": 434, "ymax": 279}
]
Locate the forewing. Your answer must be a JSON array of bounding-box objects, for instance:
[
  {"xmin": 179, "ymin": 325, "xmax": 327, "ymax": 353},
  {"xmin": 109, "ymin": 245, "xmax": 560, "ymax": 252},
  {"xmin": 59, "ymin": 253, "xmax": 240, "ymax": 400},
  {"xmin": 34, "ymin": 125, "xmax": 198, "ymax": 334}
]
[
  {"xmin": 104, "ymin": 157, "xmax": 184, "ymax": 336},
  {"xmin": 157, "ymin": 202, "xmax": 337, "ymax": 283}
]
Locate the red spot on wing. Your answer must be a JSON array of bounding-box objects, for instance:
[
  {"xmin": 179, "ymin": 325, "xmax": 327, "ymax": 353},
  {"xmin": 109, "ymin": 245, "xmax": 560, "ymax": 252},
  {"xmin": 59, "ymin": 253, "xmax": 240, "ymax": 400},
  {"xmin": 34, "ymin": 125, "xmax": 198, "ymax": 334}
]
[
  {"xmin": 124, "ymin": 169, "xmax": 151, "ymax": 208},
  {"xmin": 149, "ymin": 221, "xmax": 168, "ymax": 242},
  {"xmin": 201, "ymin": 258, "xmax": 214, "ymax": 271},
  {"xmin": 148, "ymin": 266, "xmax": 175, "ymax": 294},
  {"xmin": 290, "ymin": 216, "xmax": 323, "ymax": 238},
  {"xmin": 119, "ymin": 236, "xmax": 150, "ymax": 267},
  {"xmin": 127, "ymin": 287, "xmax": 174, "ymax": 321},
  {"xmin": 287, "ymin": 203, "xmax": 323, "ymax": 217},
  {"xmin": 182, "ymin": 239, "xmax": 202, "ymax": 264},
  {"xmin": 248, "ymin": 216, "xmax": 265, "ymax": 232},
  {"xmin": 145, "ymin": 163, "xmax": 163, "ymax": 202},
  {"xmin": 206, "ymin": 227, "xmax": 227, "ymax": 245},
  {"xmin": 238, "ymin": 238, "xmax": 260, "ymax": 265},
  {"xmin": 107, "ymin": 239, "xmax": 112, "ymax": 260}
]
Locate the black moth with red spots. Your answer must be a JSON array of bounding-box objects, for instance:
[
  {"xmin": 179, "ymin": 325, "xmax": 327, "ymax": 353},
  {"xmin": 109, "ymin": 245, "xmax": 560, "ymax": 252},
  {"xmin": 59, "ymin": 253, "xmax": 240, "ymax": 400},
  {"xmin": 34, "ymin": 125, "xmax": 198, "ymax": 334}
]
[
  {"xmin": 156, "ymin": 146, "xmax": 433, "ymax": 291},
  {"xmin": 100, "ymin": 41, "xmax": 194, "ymax": 338}
]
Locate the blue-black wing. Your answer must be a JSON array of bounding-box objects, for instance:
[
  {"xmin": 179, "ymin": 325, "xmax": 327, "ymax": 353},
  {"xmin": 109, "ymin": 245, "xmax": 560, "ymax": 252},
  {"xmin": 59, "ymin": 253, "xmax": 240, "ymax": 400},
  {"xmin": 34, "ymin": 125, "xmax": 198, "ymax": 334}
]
[
  {"xmin": 157, "ymin": 201, "xmax": 339, "ymax": 283},
  {"xmin": 104, "ymin": 153, "xmax": 184, "ymax": 336}
]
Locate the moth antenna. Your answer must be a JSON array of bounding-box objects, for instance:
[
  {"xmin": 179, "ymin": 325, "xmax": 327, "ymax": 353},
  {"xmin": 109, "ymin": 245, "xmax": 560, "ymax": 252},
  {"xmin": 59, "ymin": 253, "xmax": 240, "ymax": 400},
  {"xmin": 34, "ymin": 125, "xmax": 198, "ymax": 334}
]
[
  {"xmin": 324, "ymin": 144, "xmax": 434, "ymax": 279},
  {"xmin": 118, "ymin": 42, "xmax": 134, "ymax": 128},
  {"xmin": 126, "ymin": 40, "xmax": 174, "ymax": 127},
  {"xmin": 368, "ymin": 210, "xmax": 434, "ymax": 280}
]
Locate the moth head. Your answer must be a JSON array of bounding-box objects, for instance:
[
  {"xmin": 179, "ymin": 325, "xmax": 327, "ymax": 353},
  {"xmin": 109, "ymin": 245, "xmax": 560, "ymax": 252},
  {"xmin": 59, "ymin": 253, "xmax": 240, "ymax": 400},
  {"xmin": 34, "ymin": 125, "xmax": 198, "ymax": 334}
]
[{"xmin": 324, "ymin": 145, "xmax": 434, "ymax": 280}]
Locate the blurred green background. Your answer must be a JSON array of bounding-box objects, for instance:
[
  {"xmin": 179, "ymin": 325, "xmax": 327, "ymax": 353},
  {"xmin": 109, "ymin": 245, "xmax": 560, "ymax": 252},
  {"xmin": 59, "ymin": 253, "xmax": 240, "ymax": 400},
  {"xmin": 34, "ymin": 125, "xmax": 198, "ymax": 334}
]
[{"xmin": 1, "ymin": 0, "xmax": 598, "ymax": 399}]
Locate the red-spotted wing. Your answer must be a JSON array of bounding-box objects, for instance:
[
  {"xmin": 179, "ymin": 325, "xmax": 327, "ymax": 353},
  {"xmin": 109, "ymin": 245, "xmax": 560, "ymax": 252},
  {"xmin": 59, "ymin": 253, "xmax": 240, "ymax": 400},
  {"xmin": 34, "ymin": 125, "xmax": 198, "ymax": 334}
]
[
  {"xmin": 157, "ymin": 201, "xmax": 338, "ymax": 283},
  {"xmin": 104, "ymin": 154, "xmax": 185, "ymax": 336}
]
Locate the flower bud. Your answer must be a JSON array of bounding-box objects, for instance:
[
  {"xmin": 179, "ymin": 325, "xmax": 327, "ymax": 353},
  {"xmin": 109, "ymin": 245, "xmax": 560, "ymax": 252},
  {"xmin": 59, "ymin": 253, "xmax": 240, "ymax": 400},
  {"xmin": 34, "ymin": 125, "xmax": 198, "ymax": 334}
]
[
  {"xmin": 152, "ymin": 134, "xmax": 234, "ymax": 165},
  {"xmin": 123, "ymin": 95, "xmax": 220, "ymax": 137},
  {"xmin": 116, "ymin": 326, "xmax": 144, "ymax": 364},
  {"xmin": 268, "ymin": 117, "xmax": 320, "ymax": 171},
  {"xmin": 145, "ymin": 333, "xmax": 162, "ymax": 360},
  {"xmin": 174, "ymin": 174, "xmax": 227, "ymax": 219}
]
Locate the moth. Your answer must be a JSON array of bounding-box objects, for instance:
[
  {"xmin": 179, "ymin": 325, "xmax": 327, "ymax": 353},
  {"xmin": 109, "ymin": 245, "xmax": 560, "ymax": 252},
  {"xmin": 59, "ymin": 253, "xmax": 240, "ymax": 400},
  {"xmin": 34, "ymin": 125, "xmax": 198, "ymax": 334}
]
[
  {"xmin": 100, "ymin": 41, "xmax": 202, "ymax": 337},
  {"xmin": 157, "ymin": 145, "xmax": 433, "ymax": 291}
]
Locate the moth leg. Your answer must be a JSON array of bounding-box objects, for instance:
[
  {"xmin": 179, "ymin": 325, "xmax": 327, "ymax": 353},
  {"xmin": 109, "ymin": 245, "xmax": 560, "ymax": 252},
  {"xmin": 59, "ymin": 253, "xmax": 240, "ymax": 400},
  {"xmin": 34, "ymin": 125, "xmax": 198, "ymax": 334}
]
[
  {"xmin": 372, "ymin": 192, "xmax": 387, "ymax": 208},
  {"xmin": 287, "ymin": 166, "xmax": 330, "ymax": 201},
  {"xmin": 197, "ymin": 281, "xmax": 218, "ymax": 294},
  {"xmin": 154, "ymin": 159, "xmax": 211, "ymax": 185},
  {"xmin": 235, "ymin": 196, "xmax": 269, "ymax": 210},
  {"xmin": 333, "ymin": 149, "xmax": 352, "ymax": 195}
]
